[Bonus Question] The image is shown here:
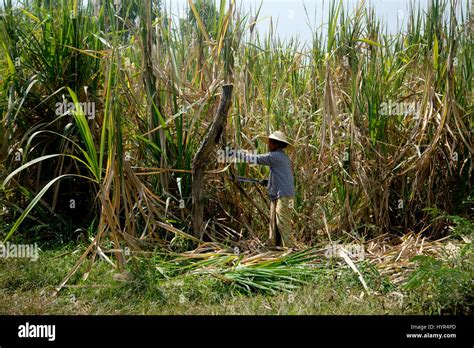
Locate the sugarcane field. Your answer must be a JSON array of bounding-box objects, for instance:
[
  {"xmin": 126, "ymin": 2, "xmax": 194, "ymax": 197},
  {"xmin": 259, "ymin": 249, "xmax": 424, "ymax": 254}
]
[{"xmin": 0, "ymin": 0, "xmax": 473, "ymax": 338}]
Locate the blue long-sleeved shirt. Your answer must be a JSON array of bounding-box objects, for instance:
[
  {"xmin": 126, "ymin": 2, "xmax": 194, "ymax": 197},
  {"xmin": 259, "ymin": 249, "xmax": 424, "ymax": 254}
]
[{"xmin": 242, "ymin": 149, "xmax": 295, "ymax": 201}]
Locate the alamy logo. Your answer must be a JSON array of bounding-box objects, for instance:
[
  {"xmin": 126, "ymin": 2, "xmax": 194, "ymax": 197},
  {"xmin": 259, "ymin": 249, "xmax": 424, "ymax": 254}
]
[
  {"xmin": 0, "ymin": 242, "xmax": 38, "ymax": 261},
  {"xmin": 55, "ymin": 100, "xmax": 95, "ymax": 119},
  {"xmin": 18, "ymin": 322, "xmax": 56, "ymax": 341},
  {"xmin": 324, "ymin": 243, "xmax": 365, "ymax": 260},
  {"xmin": 217, "ymin": 147, "xmax": 257, "ymax": 164},
  {"xmin": 380, "ymin": 100, "xmax": 421, "ymax": 118}
]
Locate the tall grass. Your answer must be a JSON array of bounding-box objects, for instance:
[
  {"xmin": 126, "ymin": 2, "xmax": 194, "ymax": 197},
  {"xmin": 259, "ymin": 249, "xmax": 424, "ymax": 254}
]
[{"xmin": 0, "ymin": 0, "xmax": 472, "ymax": 271}]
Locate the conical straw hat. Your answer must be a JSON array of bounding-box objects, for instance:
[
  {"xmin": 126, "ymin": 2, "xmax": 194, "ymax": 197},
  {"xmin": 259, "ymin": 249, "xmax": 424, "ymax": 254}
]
[{"xmin": 267, "ymin": 131, "xmax": 293, "ymax": 149}]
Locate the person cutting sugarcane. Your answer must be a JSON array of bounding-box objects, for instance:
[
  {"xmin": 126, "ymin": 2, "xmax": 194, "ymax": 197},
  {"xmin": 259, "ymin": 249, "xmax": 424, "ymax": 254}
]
[{"xmin": 234, "ymin": 131, "xmax": 297, "ymax": 249}]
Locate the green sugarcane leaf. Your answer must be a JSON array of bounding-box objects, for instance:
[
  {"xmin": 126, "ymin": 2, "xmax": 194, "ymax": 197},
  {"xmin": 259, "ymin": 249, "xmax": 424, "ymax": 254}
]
[
  {"xmin": 433, "ymin": 34, "xmax": 439, "ymax": 70},
  {"xmin": 3, "ymin": 174, "xmax": 92, "ymax": 242}
]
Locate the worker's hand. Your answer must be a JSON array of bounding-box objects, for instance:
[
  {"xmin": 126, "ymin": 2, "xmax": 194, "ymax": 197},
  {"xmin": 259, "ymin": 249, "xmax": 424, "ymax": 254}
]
[{"xmin": 259, "ymin": 179, "xmax": 269, "ymax": 186}]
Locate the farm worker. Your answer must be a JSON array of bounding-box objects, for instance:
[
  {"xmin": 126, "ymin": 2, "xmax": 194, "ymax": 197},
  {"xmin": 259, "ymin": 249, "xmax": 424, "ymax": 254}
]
[{"xmin": 238, "ymin": 131, "xmax": 297, "ymax": 249}]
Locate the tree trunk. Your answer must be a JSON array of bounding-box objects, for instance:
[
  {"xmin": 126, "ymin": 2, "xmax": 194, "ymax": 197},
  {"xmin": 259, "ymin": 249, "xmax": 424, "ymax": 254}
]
[{"xmin": 191, "ymin": 84, "xmax": 233, "ymax": 238}]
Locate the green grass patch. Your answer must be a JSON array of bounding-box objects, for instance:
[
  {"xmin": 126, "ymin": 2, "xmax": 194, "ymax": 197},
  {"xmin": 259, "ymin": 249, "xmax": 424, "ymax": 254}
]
[{"xmin": 1, "ymin": 243, "xmax": 471, "ymax": 315}]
